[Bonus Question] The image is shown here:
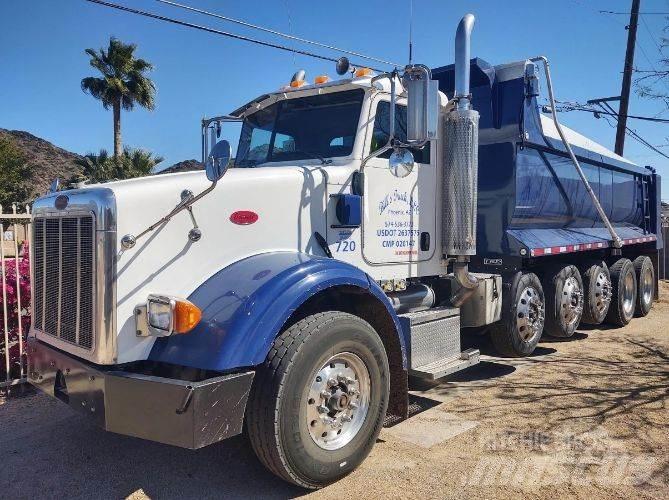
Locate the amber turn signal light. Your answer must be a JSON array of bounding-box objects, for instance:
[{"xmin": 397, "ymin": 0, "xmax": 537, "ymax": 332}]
[{"xmin": 173, "ymin": 299, "xmax": 202, "ymax": 334}]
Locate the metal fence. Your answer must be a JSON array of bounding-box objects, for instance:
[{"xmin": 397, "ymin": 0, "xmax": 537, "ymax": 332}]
[
  {"xmin": 662, "ymin": 224, "xmax": 669, "ymax": 281},
  {"xmin": 1, "ymin": 204, "xmax": 31, "ymax": 389}
]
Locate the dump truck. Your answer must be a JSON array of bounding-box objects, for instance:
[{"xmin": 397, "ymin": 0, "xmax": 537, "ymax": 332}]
[{"xmin": 27, "ymin": 14, "xmax": 661, "ymax": 488}]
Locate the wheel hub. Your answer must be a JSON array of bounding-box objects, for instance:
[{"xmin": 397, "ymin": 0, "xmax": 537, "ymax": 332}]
[
  {"xmin": 516, "ymin": 286, "xmax": 545, "ymax": 341},
  {"xmin": 622, "ymin": 271, "xmax": 635, "ymax": 316},
  {"xmin": 561, "ymin": 276, "xmax": 583, "ymax": 328},
  {"xmin": 594, "ymin": 271, "xmax": 612, "ymax": 314},
  {"xmin": 306, "ymin": 352, "xmax": 370, "ymax": 450},
  {"xmin": 642, "ymin": 266, "xmax": 653, "ymax": 305}
]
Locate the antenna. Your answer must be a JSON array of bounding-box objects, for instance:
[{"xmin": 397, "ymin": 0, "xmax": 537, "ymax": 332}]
[
  {"xmin": 409, "ymin": 0, "xmax": 413, "ymax": 66},
  {"xmin": 408, "ymin": 0, "xmax": 413, "ymax": 65}
]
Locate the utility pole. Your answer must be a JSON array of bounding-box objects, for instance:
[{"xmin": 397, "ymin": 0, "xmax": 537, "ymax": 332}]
[{"xmin": 615, "ymin": 0, "xmax": 641, "ymax": 156}]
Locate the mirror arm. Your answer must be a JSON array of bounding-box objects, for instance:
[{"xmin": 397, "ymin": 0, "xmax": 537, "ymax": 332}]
[
  {"xmin": 360, "ymin": 70, "xmax": 403, "ymax": 175},
  {"xmin": 201, "ymin": 115, "xmax": 243, "ymax": 164},
  {"xmin": 121, "ymin": 180, "xmax": 218, "ymax": 250}
]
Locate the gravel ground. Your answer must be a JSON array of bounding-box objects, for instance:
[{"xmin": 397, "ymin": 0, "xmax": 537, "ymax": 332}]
[{"xmin": 2, "ymin": 283, "xmax": 668, "ymax": 500}]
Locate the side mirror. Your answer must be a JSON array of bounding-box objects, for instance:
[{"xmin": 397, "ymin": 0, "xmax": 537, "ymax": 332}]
[
  {"xmin": 206, "ymin": 139, "xmax": 232, "ymax": 182},
  {"xmin": 403, "ymin": 66, "xmax": 439, "ymax": 143},
  {"xmin": 389, "ymin": 148, "xmax": 414, "ymax": 178}
]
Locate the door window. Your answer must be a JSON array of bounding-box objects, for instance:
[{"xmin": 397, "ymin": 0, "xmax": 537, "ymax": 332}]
[{"xmin": 370, "ymin": 101, "xmax": 430, "ymax": 164}]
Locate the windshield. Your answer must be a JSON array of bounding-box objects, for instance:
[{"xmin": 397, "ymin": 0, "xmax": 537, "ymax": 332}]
[{"xmin": 235, "ymin": 89, "xmax": 365, "ymax": 167}]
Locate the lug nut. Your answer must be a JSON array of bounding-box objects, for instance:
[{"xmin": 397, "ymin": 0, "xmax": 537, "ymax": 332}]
[
  {"xmin": 327, "ymin": 378, "xmax": 338, "ymax": 387},
  {"xmin": 341, "ymin": 415, "xmax": 352, "ymax": 422},
  {"xmin": 320, "ymin": 391, "xmax": 330, "ymax": 399},
  {"xmin": 349, "ymin": 402, "xmax": 358, "ymax": 409},
  {"xmin": 317, "ymin": 405, "xmax": 329, "ymax": 414}
]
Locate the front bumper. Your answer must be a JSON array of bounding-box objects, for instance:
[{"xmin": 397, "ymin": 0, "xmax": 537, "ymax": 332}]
[{"xmin": 27, "ymin": 338, "xmax": 254, "ymax": 449}]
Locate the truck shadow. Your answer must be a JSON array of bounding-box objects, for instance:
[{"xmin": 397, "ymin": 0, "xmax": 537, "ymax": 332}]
[{"xmin": 0, "ymin": 394, "xmax": 306, "ymax": 499}]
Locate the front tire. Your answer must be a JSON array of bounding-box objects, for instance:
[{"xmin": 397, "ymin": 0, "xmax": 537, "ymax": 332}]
[
  {"xmin": 605, "ymin": 258, "xmax": 637, "ymax": 326},
  {"xmin": 246, "ymin": 311, "xmax": 389, "ymax": 489},
  {"xmin": 490, "ymin": 272, "xmax": 545, "ymax": 357},
  {"xmin": 633, "ymin": 255, "xmax": 654, "ymax": 317}
]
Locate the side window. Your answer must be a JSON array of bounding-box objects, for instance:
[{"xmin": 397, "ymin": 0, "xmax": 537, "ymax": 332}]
[{"xmin": 370, "ymin": 101, "xmax": 430, "ymax": 164}]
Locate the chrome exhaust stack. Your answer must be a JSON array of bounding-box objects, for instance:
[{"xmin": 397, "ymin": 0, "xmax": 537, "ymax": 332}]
[
  {"xmin": 445, "ymin": 14, "xmax": 480, "ymax": 306},
  {"xmin": 454, "ymin": 13, "xmax": 476, "ymax": 110}
]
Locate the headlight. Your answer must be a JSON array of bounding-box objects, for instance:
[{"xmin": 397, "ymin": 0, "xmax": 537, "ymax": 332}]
[
  {"xmin": 147, "ymin": 296, "xmax": 174, "ymax": 332},
  {"xmin": 140, "ymin": 295, "xmax": 202, "ymax": 337}
]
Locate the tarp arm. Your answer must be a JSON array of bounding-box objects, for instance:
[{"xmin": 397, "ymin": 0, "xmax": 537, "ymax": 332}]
[{"xmin": 531, "ymin": 56, "xmax": 623, "ymax": 249}]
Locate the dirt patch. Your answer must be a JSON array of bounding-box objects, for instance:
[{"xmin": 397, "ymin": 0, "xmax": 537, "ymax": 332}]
[{"xmin": 1, "ymin": 284, "xmax": 667, "ymax": 499}]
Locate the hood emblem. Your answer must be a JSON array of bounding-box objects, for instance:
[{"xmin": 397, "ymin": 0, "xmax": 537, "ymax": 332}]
[{"xmin": 55, "ymin": 195, "xmax": 69, "ymax": 210}]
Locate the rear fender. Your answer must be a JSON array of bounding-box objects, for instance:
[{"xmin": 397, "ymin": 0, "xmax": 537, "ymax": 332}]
[{"xmin": 148, "ymin": 252, "xmax": 406, "ymax": 372}]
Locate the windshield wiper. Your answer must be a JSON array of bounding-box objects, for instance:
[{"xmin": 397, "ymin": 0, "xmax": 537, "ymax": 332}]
[{"xmin": 291, "ymin": 150, "xmax": 332, "ymax": 165}]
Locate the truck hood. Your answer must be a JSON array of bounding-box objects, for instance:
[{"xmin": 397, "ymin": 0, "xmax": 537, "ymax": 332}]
[{"xmin": 101, "ymin": 166, "xmax": 328, "ymax": 363}]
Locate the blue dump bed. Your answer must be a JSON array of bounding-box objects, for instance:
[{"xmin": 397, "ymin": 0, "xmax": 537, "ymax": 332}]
[{"xmin": 432, "ymin": 58, "xmax": 663, "ymax": 260}]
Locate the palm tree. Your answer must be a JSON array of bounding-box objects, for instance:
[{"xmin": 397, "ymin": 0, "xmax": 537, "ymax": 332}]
[
  {"xmin": 81, "ymin": 37, "xmax": 156, "ymax": 158},
  {"xmin": 71, "ymin": 147, "xmax": 164, "ymax": 186},
  {"xmin": 122, "ymin": 147, "xmax": 164, "ymax": 176}
]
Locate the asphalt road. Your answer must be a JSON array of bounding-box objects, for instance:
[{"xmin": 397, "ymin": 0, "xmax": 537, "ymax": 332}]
[{"xmin": 2, "ymin": 283, "xmax": 668, "ymax": 500}]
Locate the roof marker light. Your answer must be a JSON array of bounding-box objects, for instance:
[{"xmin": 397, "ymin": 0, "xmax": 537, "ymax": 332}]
[
  {"xmin": 314, "ymin": 75, "xmax": 330, "ymax": 84},
  {"xmin": 290, "ymin": 80, "xmax": 306, "ymax": 88},
  {"xmin": 354, "ymin": 67, "xmax": 374, "ymax": 78}
]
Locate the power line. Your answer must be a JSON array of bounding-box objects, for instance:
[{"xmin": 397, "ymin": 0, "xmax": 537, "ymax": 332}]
[
  {"xmin": 640, "ymin": 15, "xmax": 664, "ymax": 54},
  {"xmin": 83, "ymin": 0, "xmax": 386, "ymax": 71},
  {"xmin": 555, "ymin": 103, "xmax": 669, "ymax": 123},
  {"xmin": 600, "ymin": 10, "xmax": 669, "ymax": 15},
  {"xmin": 625, "ymin": 126, "xmax": 669, "ymax": 159},
  {"xmin": 552, "ymin": 100, "xmax": 669, "ymax": 160},
  {"xmin": 153, "ymin": 0, "xmax": 399, "ymax": 67}
]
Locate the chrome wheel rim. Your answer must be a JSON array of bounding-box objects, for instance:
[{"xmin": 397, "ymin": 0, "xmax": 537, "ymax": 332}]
[
  {"xmin": 641, "ymin": 266, "xmax": 653, "ymax": 306},
  {"xmin": 516, "ymin": 286, "xmax": 545, "ymax": 341},
  {"xmin": 306, "ymin": 352, "xmax": 370, "ymax": 451},
  {"xmin": 622, "ymin": 271, "xmax": 635, "ymax": 317},
  {"xmin": 561, "ymin": 276, "xmax": 584, "ymax": 328},
  {"xmin": 593, "ymin": 270, "xmax": 612, "ymax": 316}
]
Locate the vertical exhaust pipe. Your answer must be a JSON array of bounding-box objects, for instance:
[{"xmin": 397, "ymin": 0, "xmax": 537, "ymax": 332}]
[
  {"xmin": 445, "ymin": 14, "xmax": 480, "ymax": 306},
  {"xmin": 454, "ymin": 13, "xmax": 476, "ymax": 110}
]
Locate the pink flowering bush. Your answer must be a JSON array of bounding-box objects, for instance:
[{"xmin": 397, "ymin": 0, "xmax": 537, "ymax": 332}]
[{"xmin": 0, "ymin": 245, "xmax": 30, "ymax": 381}]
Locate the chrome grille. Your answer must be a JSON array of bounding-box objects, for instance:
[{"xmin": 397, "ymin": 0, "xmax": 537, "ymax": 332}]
[{"xmin": 33, "ymin": 214, "xmax": 96, "ymax": 350}]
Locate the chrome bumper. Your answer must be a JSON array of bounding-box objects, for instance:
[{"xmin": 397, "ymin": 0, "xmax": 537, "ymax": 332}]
[{"xmin": 27, "ymin": 338, "xmax": 254, "ymax": 449}]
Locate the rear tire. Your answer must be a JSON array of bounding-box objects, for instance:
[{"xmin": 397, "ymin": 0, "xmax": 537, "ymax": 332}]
[
  {"xmin": 633, "ymin": 256, "xmax": 654, "ymax": 317},
  {"xmin": 605, "ymin": 258, "xmax": 637, "ymax": 326},
  {"xmin": 543, "ymin": 265, "xmax": 584, "ymax": 338},
  {"xmin": 246, "ymin": 311, "xmax": 389, "ymax": 489},
  {"xmin": 490, "ymin": 272, "xmax": 545, "ymax": 357},
  {"xmin": 580, "ymin": 260, "xmax": 612, "ymax": 325}
]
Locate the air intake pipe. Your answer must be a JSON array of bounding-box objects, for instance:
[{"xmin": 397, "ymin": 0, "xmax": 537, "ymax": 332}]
[{"xmin": 444, "ymin": 14, "xmax": 480, "ymax": 306}]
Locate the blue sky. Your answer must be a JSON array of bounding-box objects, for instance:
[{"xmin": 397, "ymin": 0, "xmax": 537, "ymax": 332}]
[{"xmin": 1, "ymin": 0, "xmax": 669, "ymax": 198}]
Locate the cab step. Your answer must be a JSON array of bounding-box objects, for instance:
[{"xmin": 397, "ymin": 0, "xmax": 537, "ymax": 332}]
[
  {"xmin": 398, "ymin": 306, "xmax": 479, "ymax": 380},
  {"xmin": 409, "ymin": 348, "xmax": 480, "ymax": 380}
]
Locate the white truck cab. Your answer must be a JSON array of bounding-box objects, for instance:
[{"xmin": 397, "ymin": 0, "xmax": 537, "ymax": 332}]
[{"xmin": 28, "ymin": 14, "xmax": 501, "ymax": 488}]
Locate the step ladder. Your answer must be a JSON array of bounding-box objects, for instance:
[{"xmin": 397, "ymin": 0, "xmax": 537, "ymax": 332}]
[
  {"xmin": 398, "ymin": 306, "xmax": 480, "ymax": 380},
  {"xmin": 641, "ymin": 178, "xmax": 651, "ymax": 234}
]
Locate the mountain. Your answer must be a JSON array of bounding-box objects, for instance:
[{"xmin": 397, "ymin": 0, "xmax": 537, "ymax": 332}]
[
  {"xmin": 0, "ymin": 129, "xmax": 205, "ymax": 202},
  {"xmin": 158, "ymin": 159, "xmax": 203, "ymax": 174},
  {"xmin": 0, "ymin": 128, "xmax": 84, "ymax": 201}
]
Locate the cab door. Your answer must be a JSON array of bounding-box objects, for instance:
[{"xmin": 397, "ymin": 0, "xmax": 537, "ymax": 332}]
[{"xmin": 362, "ymin": 96, "xmax": 437, "ymax": 268}]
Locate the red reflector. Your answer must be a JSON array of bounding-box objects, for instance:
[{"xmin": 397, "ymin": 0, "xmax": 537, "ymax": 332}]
[{"xmin": 230, "ymin": 210, "xmax": 258, "ymax": 225}]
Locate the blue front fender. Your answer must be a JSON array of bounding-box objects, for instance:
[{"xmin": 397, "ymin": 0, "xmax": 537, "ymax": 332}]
[{"xmin": 148, "ymin": 252, "xmax": 406, "ymax": 372}]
